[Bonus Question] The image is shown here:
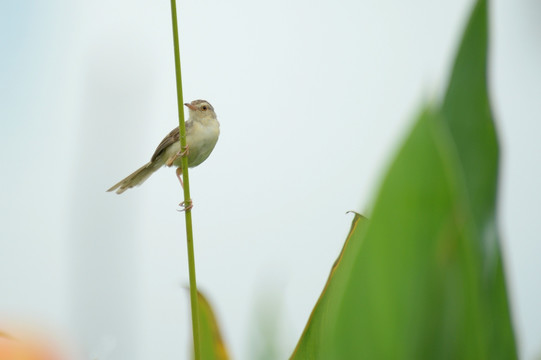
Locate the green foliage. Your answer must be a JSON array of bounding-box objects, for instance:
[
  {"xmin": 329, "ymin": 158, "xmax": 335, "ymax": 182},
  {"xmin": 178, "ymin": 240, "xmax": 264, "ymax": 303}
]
[
  {"xmin": 194, "ymin": 291, "xmax": 230, "ymax": 360},
  {"xmin": 290, "ymin": 0, "xmax": 517, "ymax": 358},
  {"xmin": 441, "ymin": 0, "xmax": 516, "ymax": 356},
  {"xmin": 290, "ymin": 214, "xmax": 369, "ymax": 359}
]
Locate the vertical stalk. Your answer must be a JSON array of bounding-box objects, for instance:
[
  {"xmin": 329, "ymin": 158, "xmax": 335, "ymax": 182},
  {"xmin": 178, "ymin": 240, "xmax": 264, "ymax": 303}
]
[{"xmin": 169, "ymin": 0, "xmax": 201, "ymax": 358}]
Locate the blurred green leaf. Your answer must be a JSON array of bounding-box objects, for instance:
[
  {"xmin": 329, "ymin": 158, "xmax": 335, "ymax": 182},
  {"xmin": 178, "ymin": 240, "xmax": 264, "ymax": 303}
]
[
  {"xmin": 330, "ymin": 106, "xmax": 495, "ymax": 359},
  {"xmin": 290, "ymin": 0, "xmax": 516, "ymax": 358},
  {"xmin": 290, "ymin": 213, "xmax": 369, "ymax": 359},
  {"xmin": 441, "ymin": 0, "xmax": 516, "ymax": 356},
  {"xmin": 194, "ymin": 291, "xmax": 230, "ymax": 360}
]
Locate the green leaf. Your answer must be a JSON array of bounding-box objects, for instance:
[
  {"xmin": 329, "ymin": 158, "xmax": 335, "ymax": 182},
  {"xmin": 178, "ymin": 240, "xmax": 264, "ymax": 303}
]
[
  {"xmin": 293, "ymin": 107, "xmax": 493, "ymax": 359},
  {"xmin": 290, "ymin": 0, "xmax": 516, "ymax": 358},
  {"xmin": 290, "ymin": 213, "xmax": 369, "ymax": 359},
  {"xmin": 440, "ymin": 0, "xmax": 517, "ymax": 357},
  {"xmin": 194, "ymin": 291, "xmax": 230, "ymax": 360},
  {"xmin": 330, "ymin": 106, "xmax": 495, "ymax": 359}
]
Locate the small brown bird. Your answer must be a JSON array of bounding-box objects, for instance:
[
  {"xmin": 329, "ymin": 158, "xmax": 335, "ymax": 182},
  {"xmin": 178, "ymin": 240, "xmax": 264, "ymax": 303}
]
[{"xmin": 107, "ymin": 99, "xmax": 220, "ymax": 194}]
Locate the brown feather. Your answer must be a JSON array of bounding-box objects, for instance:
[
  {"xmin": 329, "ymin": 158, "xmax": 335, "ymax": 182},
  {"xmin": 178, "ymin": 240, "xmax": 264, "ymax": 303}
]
[
  {"xmin": 150, "ymin": 122, "xmax": 193, "ymax": 162},
  {"xmin": 106, "ymin": 161, "xmax": 162, "ymax": 194}
]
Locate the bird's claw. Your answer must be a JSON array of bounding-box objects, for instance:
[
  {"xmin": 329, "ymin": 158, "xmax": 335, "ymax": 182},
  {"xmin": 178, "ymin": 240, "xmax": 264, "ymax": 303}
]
[
  {"xmin": 177, "ymin": 200, "xmax": 193, "ymax": 212},
  {"xmin": 167, "ymin": 145, "xmax": 190, "ymax": 167},
  {"xmin": 179, "ymin": 145, "xmax": 190, "ymax": 157}
]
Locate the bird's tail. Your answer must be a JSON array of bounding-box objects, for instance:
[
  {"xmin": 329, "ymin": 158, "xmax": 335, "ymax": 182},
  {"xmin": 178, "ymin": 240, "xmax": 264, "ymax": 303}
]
[{"xmin": 107, "ymin": 161, "xmax": 161, "ymax": 194}]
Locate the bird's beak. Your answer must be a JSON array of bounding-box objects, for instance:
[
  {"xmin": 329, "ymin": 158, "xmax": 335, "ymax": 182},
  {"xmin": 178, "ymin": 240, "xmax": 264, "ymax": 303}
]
[{"xmin": 184, "ymin": 103, "xmax": 197, "ymax": 111}]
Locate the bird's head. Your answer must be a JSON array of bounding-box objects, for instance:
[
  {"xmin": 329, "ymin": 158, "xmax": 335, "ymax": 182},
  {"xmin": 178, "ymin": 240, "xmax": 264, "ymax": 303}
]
[{"xmin": 184, "ymin": 100, "xmax": 216, "ymax": 121}]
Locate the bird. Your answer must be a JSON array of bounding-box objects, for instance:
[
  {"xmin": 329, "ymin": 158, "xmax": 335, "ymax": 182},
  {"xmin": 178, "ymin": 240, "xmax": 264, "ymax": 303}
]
[{"xmin": 107, "ymin": 99, "xmax": 220, "ymax": 194}]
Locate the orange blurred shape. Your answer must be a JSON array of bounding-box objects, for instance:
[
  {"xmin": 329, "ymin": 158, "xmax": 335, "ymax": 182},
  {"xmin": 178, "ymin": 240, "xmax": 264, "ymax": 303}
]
[{"xmin": 0, "ymin": 332, "xmax": 62, "ymax": 360}]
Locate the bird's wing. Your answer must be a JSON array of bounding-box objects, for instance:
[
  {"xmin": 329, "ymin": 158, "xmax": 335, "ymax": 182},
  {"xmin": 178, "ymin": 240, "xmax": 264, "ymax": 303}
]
[{"xmin": 150, "ymin": 122, "xmax": 193, "ymax": 162}]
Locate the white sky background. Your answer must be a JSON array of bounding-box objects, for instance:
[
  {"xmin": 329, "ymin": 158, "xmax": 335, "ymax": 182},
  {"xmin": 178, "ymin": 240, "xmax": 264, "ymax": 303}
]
[{"xmin": 0, "ymin": 0, "xmax": 540, "ymax": 359}]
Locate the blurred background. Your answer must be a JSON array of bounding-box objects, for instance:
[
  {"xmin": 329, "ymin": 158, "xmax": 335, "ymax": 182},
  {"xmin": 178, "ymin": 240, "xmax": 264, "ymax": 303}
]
[{"xmin": 1, "ymin": 0, "xmax": 539, "ymax": 359}]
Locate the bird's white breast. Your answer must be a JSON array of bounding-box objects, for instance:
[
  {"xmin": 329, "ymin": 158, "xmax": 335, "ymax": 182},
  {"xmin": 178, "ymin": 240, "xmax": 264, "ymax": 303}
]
[{"xmin": 185, "ymin": 119, "xmax": 220, "ymax": 168}]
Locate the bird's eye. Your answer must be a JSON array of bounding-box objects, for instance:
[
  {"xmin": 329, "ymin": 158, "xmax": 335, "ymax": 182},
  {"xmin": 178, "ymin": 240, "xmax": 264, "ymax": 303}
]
[{"xmin": 202, "ymin": 105, "xmax": 208, "ymax": 111}]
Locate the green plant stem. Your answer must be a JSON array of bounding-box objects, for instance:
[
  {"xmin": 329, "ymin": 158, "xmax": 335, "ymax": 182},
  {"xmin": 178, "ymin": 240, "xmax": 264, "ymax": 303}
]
[{"xmin": 169, "ymin": 1, "xmax": 201, "ymax": 359}]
